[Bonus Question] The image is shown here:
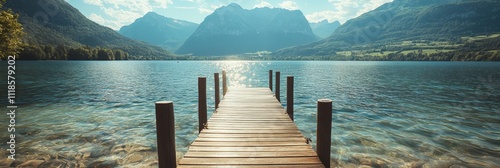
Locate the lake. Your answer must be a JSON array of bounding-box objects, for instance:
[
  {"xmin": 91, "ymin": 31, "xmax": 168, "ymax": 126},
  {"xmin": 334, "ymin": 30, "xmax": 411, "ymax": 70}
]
[{"xmin": 0, "ymin": 61, "xmax": 499, "ymax": 167}]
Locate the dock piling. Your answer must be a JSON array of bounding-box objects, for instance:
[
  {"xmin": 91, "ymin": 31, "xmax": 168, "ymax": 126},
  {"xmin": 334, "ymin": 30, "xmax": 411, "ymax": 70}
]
[
  {"xmin": 317, "ymin": 99, "xmax": 332, "ymax": 167},
  {"xmin": 198, "ymin": 77, "xmax": 207, "ymax": 133},
  {"xmin": 269, "ymin": 70, "xmax": 273, "ymax": 91},
  {"xmin": 276, "ymin": 71, "xmax": 280, "ymax": 102},
  {"xmin": 214, "ymin": 73, "xmax": 220, "ymax": 109},
  {"xmin": 222, "ymin": 71, "xmax": 227, "ymax": 96},
  {"xmin": 155, "ymin": 101, "xmax": 176, "ymax": 168},
  {"xmin": 287, "ymin": 76, "xmax": 294, "ymax": 121}
]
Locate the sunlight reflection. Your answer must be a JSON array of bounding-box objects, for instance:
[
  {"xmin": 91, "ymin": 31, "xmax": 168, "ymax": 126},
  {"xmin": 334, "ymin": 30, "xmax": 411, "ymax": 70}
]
[{"xmin": 213, "ymin": 61, "xmax": 264, "ymax": 88}]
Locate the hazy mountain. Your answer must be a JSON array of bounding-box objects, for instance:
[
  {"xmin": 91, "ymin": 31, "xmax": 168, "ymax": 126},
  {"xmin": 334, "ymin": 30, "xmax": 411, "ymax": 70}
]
[
  {"xmin": 176, "ymin": 3, "xmax": 319, "ymax": 56},
  {"xmin": 5, "ymin": 0, "xmax": 173, "ymax": 59},
  {"xmin": 274, "ymin": 0, "xmax": 500, "ymax": 56},
  {"xmin": 119, "ymin": 12, "xmax": 198, "ymax": 51},
  {"xmin": 310, "ymin": 20, "xmax": 341, "ymax": 38}
]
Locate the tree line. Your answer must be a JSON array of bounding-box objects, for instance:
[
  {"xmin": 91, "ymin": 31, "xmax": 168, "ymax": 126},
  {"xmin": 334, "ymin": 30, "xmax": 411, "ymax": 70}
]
[{"xmin": 19, "ymin": 44, "xmax": 129, "ymax": 60}]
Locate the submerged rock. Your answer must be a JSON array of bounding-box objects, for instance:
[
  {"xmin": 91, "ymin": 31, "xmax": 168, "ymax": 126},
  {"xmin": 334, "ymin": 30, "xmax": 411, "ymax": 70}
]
[
  {"xmin": 421, "ymin": 160, "xmax": 466, "ymax": 168},
  {"xmin": 0, "ymin": 158, "xmax": 14, "ymax": 167},
  {"xmin": 19, "ymin": 129, "xmax": 41, "ymax": 136},
  {"xmin": 88, "ymin": 160, "xmax": 118, "ymax": 168},
  {"xmin": 351, "ymin": 154, "xmax": 389, "ymax": 168},
  {"xmin": 16, "ymin": 160, "xmax": 45, "ymax": 168},
  {"xmin": 112, "ymin": 144, "xmax": 154, "ymax": 154},
  {"xmin": 38, "ymin": 160, "xmax": 68, "ymax": 168},
  {"xmin": 358, "ymin": 165, "xmax": 375, "ymax": 168},
  {"xmin": 45, "ymin": 133, "xmax": 70, "ymax": 140},
  {"xmin": 449, "ymin": 164, "xmax": 469, "ymax": 168},
  {"xmin": 125, "ymin": 153, "xmax": 144, "ymax": 163}
]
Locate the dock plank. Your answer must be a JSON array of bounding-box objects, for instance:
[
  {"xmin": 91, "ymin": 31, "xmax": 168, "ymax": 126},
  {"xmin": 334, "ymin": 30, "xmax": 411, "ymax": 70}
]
[{"xmin": 179, "ymin": 157, "xmax": 322, "ymax": 165}]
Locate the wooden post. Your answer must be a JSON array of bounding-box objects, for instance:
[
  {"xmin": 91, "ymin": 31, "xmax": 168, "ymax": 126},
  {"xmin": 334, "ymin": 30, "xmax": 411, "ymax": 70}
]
[
  {"xmin": 275, "ymin": 71, "xmax": 280, "ymax": 102},
  {"xmin": 155, "ymin": 101, "xmax": 176, "ymax": 168},
  {"xmin": 214, "ymin": 73, "xmax": 220, "ymax": 109},
  {"xmin": 269, "ymin": 70, "xmax": 273, "ymax": 91},
  {"xmin": 287, "ymin": 76, "xmax": 294, "ymax": 121},
  {"xmin": 317, "ymin": 99, "xmax": 332, "ymax": 168},
  {"xmin": 198, "ymin": 77, "xmax": 207, "ymax": 133},
  {"xmin": 222, "ymin": 71, "xmax": 227, "ymax": 96}
]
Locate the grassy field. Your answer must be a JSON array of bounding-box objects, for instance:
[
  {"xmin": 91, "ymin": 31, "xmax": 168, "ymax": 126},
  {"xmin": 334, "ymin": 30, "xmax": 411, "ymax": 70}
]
[
  {"xmin": 334, "ymin": 34, "xmax": 498, "ymax": 57},
  {"xmin": 461, "ymin": 33, "xmax": 500, "ymax": 42}
]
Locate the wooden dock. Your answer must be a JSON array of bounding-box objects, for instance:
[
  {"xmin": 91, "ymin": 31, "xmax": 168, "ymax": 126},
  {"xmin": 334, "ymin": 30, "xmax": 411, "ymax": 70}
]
[
  {"xmin": 178, "ymin": 87, "xmax": 324, "ymax": 167},
  {"xmin": 155, "ymin": 71, "xmax": 332, "ymax": 168}
]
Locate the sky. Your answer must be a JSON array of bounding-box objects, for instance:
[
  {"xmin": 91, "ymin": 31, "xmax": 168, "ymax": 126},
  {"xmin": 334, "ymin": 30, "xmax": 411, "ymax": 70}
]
[{"xmin": 64, "ymin": 0, "xmax": 393, "ymax": 30}]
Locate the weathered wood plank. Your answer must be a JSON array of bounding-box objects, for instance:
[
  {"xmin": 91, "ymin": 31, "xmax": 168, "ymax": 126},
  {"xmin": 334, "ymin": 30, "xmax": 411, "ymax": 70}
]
[
  {"xmin": 184, "ymin": 151, "xmax": 318, "ymax": 158},
  {"xmin": 200, "ymin": 129, "xmax": 302, "ymax": 134},
  {"xmin": 187, "ymin": 146, "xmax": 313, "ymax": 152},
  {"xmin": 178, "ymin": 165, "xmax": 325, "ymax": 168},
  {"xmin": 198, "ymin": 133, "xmax": 304, "ymax": 138},
  {"xmin": 191, "ymin": 141, "xmax": 308, "ymax": 147},
  {"xmin": 179, "ymin": 157, "xmax": 322, "ymax": 165},
  {"xmin": 206, "ymin": 126, "xmax": 298, "ymax": 130},
  {"xmin": 195, "ymin": 137, "xmax": 306, "ymax": 142},
  {"xmin": 210, "ymin": 116, "xmax": 289, "ymax": 121}
]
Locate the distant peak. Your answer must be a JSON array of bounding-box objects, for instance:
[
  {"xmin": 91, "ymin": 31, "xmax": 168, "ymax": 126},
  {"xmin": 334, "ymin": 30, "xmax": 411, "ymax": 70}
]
[
  {"xmin": 145, "ymin": 12, "xmax": 159, "ymax": 16},
  {"xmin": 142, "ymin": 12, "xmax": 171, "ymax": 20},
  {"xmin": 227, "ymin": 3, "xmax": 243, "ymax": 9}
]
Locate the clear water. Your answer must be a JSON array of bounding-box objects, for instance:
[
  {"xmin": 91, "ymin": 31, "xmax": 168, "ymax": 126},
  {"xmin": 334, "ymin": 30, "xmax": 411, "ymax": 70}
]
[{"xmin": 0, "ymin": 61, "xmax": 499, "ymax": 167}]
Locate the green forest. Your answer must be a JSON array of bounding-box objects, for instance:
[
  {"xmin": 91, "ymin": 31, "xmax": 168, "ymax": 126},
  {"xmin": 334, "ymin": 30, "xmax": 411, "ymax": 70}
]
[
  {"xmin": 0, "ymin": 0, "xmax": 23, "ymax": 60},
  {"xmin": 20, "ymin": 45, "xmax": 129, "ymax": 60}
]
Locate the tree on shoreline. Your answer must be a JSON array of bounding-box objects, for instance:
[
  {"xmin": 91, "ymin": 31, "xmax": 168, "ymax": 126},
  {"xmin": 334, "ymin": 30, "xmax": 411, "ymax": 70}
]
[{"xmin": 0, "ymin": 0, "xmax": 24, "ymax": 59}]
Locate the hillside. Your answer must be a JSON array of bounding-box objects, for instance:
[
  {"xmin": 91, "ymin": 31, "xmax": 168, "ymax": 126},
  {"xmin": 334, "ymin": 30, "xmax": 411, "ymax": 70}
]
[
  {"xmin": 119, "ymin": 12, "xmax": 198, "ymax": 51},
  {"xmin": 176, "ymin": 3, "xmax": 319, "ymax": 56},
  {"xmin": 274, "ymin": 0, "xmax": 500, "ymax": 57},
  {"xmin": 4, "ymin": 0, "xmax": 174, "ymax": 59}
]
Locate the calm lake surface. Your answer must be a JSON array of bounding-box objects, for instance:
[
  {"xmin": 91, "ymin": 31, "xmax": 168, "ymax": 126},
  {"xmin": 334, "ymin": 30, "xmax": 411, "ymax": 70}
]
[{"xmin": 1, "ymin": 61, "xmax": 499, "ymax": 167}]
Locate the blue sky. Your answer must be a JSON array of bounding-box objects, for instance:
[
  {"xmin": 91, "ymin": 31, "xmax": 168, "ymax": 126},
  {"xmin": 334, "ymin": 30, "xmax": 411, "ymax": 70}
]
[{"xmin": 64, "ymin": 0, "xmax": 393, "ymax": 30}]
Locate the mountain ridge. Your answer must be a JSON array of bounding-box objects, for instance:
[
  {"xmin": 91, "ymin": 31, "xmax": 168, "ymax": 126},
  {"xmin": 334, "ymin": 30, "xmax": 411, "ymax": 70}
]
[
  {"xmin": 119, "ymin": 12, "xmax": 199, "ymax": 51},
  {"xmin": 176, "ymin": 3, "xmax": 319, "ymax": 56}
]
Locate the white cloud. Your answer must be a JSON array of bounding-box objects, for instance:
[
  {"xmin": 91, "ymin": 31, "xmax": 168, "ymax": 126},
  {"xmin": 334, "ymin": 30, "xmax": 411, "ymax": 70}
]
[
  {"xmin": 88, "ymin": 13, "xmax": 123, "ymax": 30},
  {"xmin": 175, "ymin": 6, "xmax": 196, "ymax": 9},
  {"xmin": 88, "ymin": 13, "xmax": 105, "ymax": 24},
  {"xmin": 198, "ymin": 4, "xmax": 222, "ymax": 14},
  {"xmin": 82, "ymin": 0, "xmax": 173, "ymax": 30},
  {"xmin": 84, "ymin": 0, "xmax": 103, "ymax": 6},
  {"xmin": 150, "ymin": 0, "xmax": 173, "ymax": 9},
  {"xmin": 306, "ymin": 11, "xmax": 337, "ymax": 23},
  {"xmin": 322, "ymin": 0, "xmax": 392, "ymax": 23},
  {"xmin": 254, "ymin": 1, "xmax": 273, "ymax": 9},
  {"xmin": 279, "ymin": 1, "xmax": 299, "ymax": 10}
]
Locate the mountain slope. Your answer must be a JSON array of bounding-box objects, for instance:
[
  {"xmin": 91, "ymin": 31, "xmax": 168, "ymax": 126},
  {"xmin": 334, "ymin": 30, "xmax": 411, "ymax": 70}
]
[
  {"xmin": 5, "ymin": 0, "xmax": 173, "ymax": 59},
  {"xmin": 119, "ymin": 12, "xmax": 198, "ymax": 51},
  {"xmin": 274, "ymin": 0, "xmax": 500, "ymax": 56},
  {"xmin": 310, "ymin": 20, "xmax": 340, "ymax": 39},
  {"xmin": 176, "ymin": 3, "xmax": 319, "ymax": 56}
]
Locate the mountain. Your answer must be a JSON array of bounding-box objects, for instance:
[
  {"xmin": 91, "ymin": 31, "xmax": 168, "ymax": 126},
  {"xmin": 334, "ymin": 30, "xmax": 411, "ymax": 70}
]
[
  {"xmin": 119, "ymin": 12, "xmax": 198, "ymax": 51},
  {"xmin": 310, "ymin": 20, "xmax": 341, "ymax": 39},
  {"xmin": 176, "ymin": 3, "xmax": 319, "ymax": 56},
  {"xmin": 4, "ymin": 0, "xmax": 173, "ymax": 59},
  {"xmin": 274, "ymin": 0, "xmax": 500, "ymax": 57}
]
